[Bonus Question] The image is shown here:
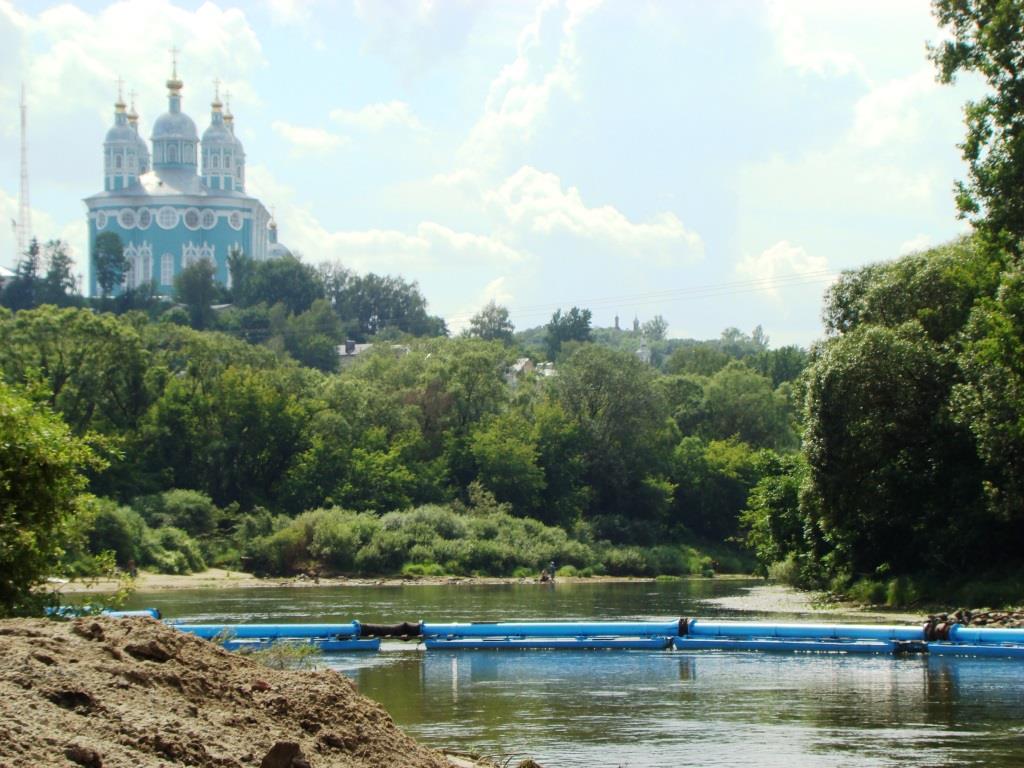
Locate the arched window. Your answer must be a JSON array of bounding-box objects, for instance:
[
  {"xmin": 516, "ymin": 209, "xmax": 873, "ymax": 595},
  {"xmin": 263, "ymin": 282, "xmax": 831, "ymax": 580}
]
[
  {"xmin": 212, "ymin": 154, "xmax": 220, "ymax": 169},
  {"xmin": 115, "ymin": 154, "xmax": 123, "ymax": 170},
  {"xmin": 167, "ymin": 144, "xmax": 178, "ymax": 163},
  {"xmin": 161, "ymin": 253, "xmax": 173, "ymax": 286}
]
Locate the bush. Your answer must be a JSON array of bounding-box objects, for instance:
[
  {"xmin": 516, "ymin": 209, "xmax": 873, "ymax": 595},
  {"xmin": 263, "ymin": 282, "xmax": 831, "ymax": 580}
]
[{"xmin": 402, "ymin": 562, "xmax": 446, "ymax": 577}]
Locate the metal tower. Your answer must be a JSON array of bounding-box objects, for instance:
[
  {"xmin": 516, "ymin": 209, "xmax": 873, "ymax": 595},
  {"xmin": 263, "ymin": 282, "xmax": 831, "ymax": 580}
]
[{"xmin": 16, "ymin": 83, "xmax": 31, "ymax": 261}]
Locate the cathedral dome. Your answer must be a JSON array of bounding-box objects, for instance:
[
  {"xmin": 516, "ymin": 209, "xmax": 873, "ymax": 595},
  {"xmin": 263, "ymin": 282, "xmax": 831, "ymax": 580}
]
[
  {"xmin": 153, "ymin": 110, "xmax": 198, "ymax": 141},
  {"xmin": 105, "ymin": 121, "xmax": 136, "ymax": 144}
]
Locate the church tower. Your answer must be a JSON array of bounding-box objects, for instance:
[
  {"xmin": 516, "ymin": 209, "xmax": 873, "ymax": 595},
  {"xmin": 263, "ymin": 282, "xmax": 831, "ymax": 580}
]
[
  {"xmin": 103, "ymin": 83, "xmax": 141, "ymax": 192},
  {"xmin": 201, "ymin": 82, "xmax": 238, "ymax": 191},
  {"xmin": 151, "ymin": 54, "xmax": 198, "ymax": 172}
]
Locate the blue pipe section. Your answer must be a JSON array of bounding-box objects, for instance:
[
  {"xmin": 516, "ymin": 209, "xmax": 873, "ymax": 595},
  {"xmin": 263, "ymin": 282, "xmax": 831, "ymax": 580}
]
[
  {"xmin": 222, "ymin": 638, "xmax": 380, "ymax": 652},
  {"xmin": 421, "ymin": 621, "xmax": 681, "ymax": 638},
  {"xmin": 173, "ymin": 622, "xmax": 361, "ymax": 640},
  {"xmin": 947, "ymin": 625, "xmax": 1024, "ymax": 644},
  {"xmin": 686, "ymin": 619, "xmax": 923, "ymax": 642},
  {"xmin": 46, "ymin": 607, "xmax": 162, "ymax": 619}
]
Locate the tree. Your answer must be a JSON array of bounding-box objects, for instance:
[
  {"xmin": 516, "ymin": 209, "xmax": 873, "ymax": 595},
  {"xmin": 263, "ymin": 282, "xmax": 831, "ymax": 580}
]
[
  {"xmin": 2, "ymin": 238, "xmax": 41, "ymax": 310},
  {"xmin": 0, "ymin": 380, "xmax": 101, "ymax": 616},
  {"xmin": 466, "ymin": 300, "xmax": 515, "ymax": 343},
  {"xmin": 930, "ymin": 0, "xmax": 1024, "ymax": 250},
  {"xmin": 175, "ymin": 258, "xmax": 217, "ymax": 329},
  {"xmin": 328, "ymin": 271, "xmax": 447, "ymax": 340},
  {"xmin": 94, "ymin": 231, "xmax": 127, "ymax": 298},
  {"xmin": 546, "ymin": 306, "xmax": 592, "ymax": 360},
  {"xmin": 226, "ymin": 246, "xmax": 252, "ymax": 298},
  {"xmin": 40, "ymin": 240, "xmax": 77, "ymax": 306},
  {"xmin": 642, "ymin": 315, "xmax": 669, "ymax": 341},
  {"xmin": 236, "ymin": 254, "xmax": 323, "ymax": 315}
]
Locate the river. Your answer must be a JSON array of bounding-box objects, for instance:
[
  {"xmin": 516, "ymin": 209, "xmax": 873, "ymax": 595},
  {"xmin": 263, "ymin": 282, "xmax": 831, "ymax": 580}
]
[{"xmin": 124, "ymin": 579, "xmax": 1024, "ymax": 767}]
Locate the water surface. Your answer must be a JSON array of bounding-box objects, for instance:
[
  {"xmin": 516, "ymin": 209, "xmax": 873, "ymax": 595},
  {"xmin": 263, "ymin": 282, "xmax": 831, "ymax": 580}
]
[{"xmin": 125, "ymin": 580, "xmax": 1024, "ymax": 767}]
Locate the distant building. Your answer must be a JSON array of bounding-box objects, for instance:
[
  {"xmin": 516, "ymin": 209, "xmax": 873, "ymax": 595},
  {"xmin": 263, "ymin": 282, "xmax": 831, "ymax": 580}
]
[
  {"xmin": 505, "ymin": 357, "xmax": 535, "ymax": 386},
  {"xmin": 635, "ymin": 339, "xmax": 652, "ymax": 365},
  {"xmin": 85, "ymin": 59, "xmax": 289, "ymax": 295}
]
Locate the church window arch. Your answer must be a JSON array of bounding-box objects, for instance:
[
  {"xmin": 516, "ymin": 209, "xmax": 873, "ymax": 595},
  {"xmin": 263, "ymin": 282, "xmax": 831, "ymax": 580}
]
[
  {"xmin": 167, "ymin": 144, "xmax": 178, "ymax": 163},
  {"xmin": 114, "ymin": 154, "xmax": 122, "ymax": 170},
  {"xmin": 212, "ymin": 154, "xmax": 220, "ymax": 169},
  {"xmin": 161, "ymin": 253, "xmax": 174, "ymax": 286}
]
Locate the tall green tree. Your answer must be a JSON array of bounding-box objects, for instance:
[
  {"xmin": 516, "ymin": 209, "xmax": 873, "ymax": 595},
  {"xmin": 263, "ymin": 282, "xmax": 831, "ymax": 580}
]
[
  {"xmin": 175, "ymin": 258, "xmax": 217, "ymax": 330},
  {"xmin": 40, "ymin": 240, "xmax": 77, "ymax": 306},
  {"xmin": 93, "ymin": 231, "xmax": 126, "ymax": 298},
  {"xmin": 930, "ymin": 0, "xmax": 1024, "ymax": 250},
  {"xmin": 0, "ymin": 380, "xmax": 101, "ymax": 616},
  {"xmin": 546, "ymin": 306, "xmax": 592, "ymax": 360},
  {"xmin": 2, "ymin": 238, "xmax": 41, "ymax": 310},
  {"xmin": 466, "ymin": 300, "xmax": 515, "ymax": 343}
]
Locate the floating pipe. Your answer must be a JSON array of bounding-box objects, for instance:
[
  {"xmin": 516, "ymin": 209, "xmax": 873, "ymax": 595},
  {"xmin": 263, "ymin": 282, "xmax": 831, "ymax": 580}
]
[
  {"xmin": 684, "ymin": 619, "xmax": 923, "ymax": 642},
  {"xmin": 172, "ymin": 622, "xmax": 361, "ymax": 640},
  {"xmin": 947, "ymin": 625, "xmax": 1024, "ymax": 645},
  {"xmin": 421, "ymin": 620, "xmax": 682, "ymax": 639}
]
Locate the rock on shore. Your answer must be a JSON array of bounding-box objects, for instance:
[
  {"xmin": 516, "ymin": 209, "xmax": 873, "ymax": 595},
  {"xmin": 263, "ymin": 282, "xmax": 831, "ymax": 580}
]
[{"xmin": 0, "ymin": 617, "xmax": 452, "ymax": 768}]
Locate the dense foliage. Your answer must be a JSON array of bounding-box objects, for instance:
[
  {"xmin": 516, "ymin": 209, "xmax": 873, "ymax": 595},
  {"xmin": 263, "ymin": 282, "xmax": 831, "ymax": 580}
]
[
  {"xmin": 0, "ymin": 286, "xmax": 794, "ymax": 582},
  {"xmin": 741, "ymin": 237, "xmax": 1024, "ymax": 597}
]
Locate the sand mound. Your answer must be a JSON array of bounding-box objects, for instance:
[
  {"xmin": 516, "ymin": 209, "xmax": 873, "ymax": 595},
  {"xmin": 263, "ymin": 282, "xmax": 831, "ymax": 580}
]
[{"xmin": 0, "ymin": 617, "xmax": 452, "ymax": 768}]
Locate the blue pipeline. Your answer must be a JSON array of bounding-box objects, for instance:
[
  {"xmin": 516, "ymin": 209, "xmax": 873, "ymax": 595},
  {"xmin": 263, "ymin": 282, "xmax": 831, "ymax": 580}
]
[
  {"xmin": 947, "ymin": 625, "xmax": 1024, "ymax": 644},
  {"xmin": 172, "ymin": 622, "xmax": 361, "ymax": 640},
  {"xmin": 685, "ymin": 619, "xmax": 924, "ymax": 642},
  {"xmin": 421, "ymin": 621, "xmax": 681, "ymax": 639}
]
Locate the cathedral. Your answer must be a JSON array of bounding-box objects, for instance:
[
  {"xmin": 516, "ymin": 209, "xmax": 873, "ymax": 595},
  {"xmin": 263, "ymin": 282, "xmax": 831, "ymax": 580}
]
[{"xmin": 85, "ymin": 60, "xmax": 290, "ymax": 295}]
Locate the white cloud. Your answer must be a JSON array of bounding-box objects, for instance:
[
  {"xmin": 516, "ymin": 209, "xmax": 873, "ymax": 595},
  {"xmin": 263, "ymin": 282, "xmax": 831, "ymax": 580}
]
[
  {"xmin": 486, "ymin": 166, "xmax": 703, "ymax": 263},
  {"xmin": 735, "ymin": 240, "xmax": 830, "ymax": 298},
  {"xmin": 271, "ymin": 121, "xmax": 348, "ymax": 156},
  {"xmin": 246, "ymin": 165, "xmax": 526, "ymax": 274},
  {"xmin": 0, "ymin": 0, "xmax": 264, "ymax": 136},
  {"xmin": 851, "ymin": 68, "xmax": 936, "ymax": 148},
  {"xmin": 456, "ymin": 0, "xmax": 602, "ymax": 173},
  {"xmin": 330, "ymin": 101, "xmax": 424, "ymax": 132},
  {"xmin": 765, "ymin": 0, "xmax": 866, "ymax": 78},
  {"xmin": 899, "ymin": 234, "xmax": 932, "ymax": 255}
]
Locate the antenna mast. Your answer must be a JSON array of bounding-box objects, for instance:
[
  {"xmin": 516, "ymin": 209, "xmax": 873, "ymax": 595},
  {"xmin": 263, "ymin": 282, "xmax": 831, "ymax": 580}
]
[{"xmin": 16, "ymin": 84, "xmax": 31, "ymax": 260}]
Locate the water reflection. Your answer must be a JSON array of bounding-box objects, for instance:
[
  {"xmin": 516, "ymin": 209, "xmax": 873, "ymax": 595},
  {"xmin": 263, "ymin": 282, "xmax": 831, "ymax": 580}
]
[
  {"xmin": 335, "ymin": 650, "xmax": 1024, "ymax": 768},
  {"xmin": 125, "ymin": 581, "xmax": 1024, "ymax": 767}
]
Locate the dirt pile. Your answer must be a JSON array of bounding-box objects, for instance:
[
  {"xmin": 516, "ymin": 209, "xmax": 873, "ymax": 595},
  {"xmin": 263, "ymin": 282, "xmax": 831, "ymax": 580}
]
[{"xmin": 0, "ymin": 617, "xmax": 454, "ymax": 768}]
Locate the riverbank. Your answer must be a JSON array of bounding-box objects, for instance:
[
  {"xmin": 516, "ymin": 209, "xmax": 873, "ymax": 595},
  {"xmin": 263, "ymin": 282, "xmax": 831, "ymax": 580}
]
[
  {"xmin": 59, "ymin": 568, "xmax": 751, "ymax": 595},
  {"xmin": 0, "ymin": 616, "xmax": 503, "ymax": 768}
]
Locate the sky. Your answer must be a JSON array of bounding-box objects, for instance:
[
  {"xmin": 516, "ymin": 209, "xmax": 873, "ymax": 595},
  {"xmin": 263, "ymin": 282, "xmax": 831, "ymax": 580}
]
[{"xmin": 0, "ymin": 0, "xmax": 982, "ymax": 346}]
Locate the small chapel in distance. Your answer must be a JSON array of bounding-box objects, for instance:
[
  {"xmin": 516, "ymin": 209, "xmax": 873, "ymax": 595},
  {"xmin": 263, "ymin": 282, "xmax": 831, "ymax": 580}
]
[{"xmin": 85, "ymin": 58, "xmax": 290, "ymax": 295}]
